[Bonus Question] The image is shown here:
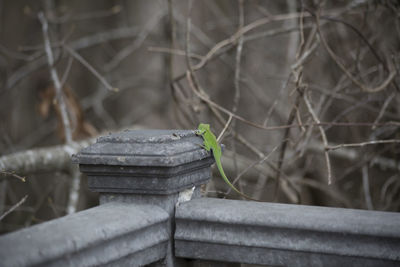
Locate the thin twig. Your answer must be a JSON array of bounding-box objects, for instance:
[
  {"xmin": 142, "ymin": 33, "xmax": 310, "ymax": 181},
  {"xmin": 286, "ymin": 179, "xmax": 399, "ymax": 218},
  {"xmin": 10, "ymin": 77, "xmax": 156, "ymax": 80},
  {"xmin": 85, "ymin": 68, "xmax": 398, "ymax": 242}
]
[
  {"xmin": 63, "ymin": 45, "xmax": 118, "ymax": 92},
  {"xmin": 380, "ymin": 175, "xmax": 398, "ymax": 209},
  {"xmin": 262, "ymin": 99, "xmax": 278, "ymax": 127},
  {"xmin": 0, "ymin": 44, "xmax": 43, "ymax": 61},
  {"xmin": 148, "ymin": 46, "xmax": 203, "ymax": 60},
  {"xmin": 274, "ymin": 9, "xmax": 309, "ymax": 201},
  {"xmin": 326, "ymin": 139, "xmax": 400, "ymax": 151},
  {"xmin": 291, "ymin": 40, "xmax": 319, "ymax": 70},
  {"xmin": 168, "ymin": 0, "xmax": 176, "ymax": 82},
  {"xmin": 48, "ymin": 5, "xmax": 121, "ymax": 24},
  {"xmin": 229, "ymin": 0, "xmax": 245, "ymax": 194},
  {"xmin": 0, "ymin": 195, "xmax": 28, "ymax": 221},
  {"xmin": 233, "ymin": 0, "xmax": 244, "ymax": 116},
  {"xmin": 226, "ymin": 144, "xmax": 280, "ymax": 197},
  {"xmin": 372, "ymin": 92, "xmax": 395, "ymax": 129},
  {"xmin": 103, "ymin": 11, "xmax": 165, "ymax": 71},
  {"xmin": 60, "ymin": 55, "xmax": 73, "ymax": 88},
  {"xmin": 0, "ymin": 170, "xmax": 26, "ymax": 182},
  {"xmin": 303, "ymin": 92, "xmax": 332, "ymax": 184},
  {"xmin": 217, "ymin": 115, "xmax": 233, "ymax": 142},
  {"xmin": 362, "ymin": 165, "xmax": 374, "ymax": 210},
  {"xmin": 274, "ymin": 92, "xmax": 302, "ymax": 200}
]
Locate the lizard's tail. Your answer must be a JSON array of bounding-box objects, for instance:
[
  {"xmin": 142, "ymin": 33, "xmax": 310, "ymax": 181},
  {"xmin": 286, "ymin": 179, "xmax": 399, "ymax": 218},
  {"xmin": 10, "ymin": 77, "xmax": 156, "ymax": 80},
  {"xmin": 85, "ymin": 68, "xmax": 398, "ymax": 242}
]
[{"xmin": 215, "ymin": 161, "xmax": 259, "ymax": 201}]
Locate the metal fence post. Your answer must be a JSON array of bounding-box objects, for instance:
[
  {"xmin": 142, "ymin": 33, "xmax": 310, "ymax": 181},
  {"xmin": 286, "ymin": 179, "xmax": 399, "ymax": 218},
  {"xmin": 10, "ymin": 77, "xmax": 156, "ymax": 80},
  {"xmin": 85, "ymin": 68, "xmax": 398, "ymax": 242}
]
[{"xmin": 73, "ymin": 129, "xmax": 214, "ymax": 266}]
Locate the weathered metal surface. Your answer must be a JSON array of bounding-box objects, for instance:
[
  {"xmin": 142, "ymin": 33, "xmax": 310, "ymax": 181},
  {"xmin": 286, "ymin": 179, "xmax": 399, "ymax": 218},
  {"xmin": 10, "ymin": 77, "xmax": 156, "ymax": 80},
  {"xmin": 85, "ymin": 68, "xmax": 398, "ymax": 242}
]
[
  {"xmin": 175, "ymin": 198, "xmax": 400, "ymax": 266},
  {"xmin": 7, "ymin": 129, "xmax": 399, "ymax": 267},
  {"xmin": 72, "ymin": 129, "xmax": 213, "ymax": 194},
  {"xmin": 70, "ymin": 129, "xmax": 213, "ymax": 267},
  {"xmin": 0, "ymin": 202, "xmax": 169, "ymax": 267},
  {"xmin": 72, "ymin": 129, "xmax": 209, "ymax": 167}
]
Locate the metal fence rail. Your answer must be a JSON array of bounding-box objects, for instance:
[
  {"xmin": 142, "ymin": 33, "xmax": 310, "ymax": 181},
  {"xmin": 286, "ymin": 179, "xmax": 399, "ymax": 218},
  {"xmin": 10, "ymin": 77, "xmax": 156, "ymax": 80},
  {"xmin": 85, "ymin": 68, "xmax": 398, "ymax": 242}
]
[
  {"xmin": 1, "ymin": 130, "xmax": 399, "ymax": 267},
  {"xmin": 175, "ymin": 198, "xmax": 400, "ymax": 266},
  {"xmin": 0, "ymin": 202, "xmax": 169, "ymax": 266}
]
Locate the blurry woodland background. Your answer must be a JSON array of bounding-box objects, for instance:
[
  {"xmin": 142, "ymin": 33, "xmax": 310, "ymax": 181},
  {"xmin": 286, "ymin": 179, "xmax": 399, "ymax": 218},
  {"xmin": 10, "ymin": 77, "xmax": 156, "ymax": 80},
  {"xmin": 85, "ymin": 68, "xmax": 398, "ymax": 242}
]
[{"xmin": 0, "ymin": 0, "xmax": 399, "ymax": 234}]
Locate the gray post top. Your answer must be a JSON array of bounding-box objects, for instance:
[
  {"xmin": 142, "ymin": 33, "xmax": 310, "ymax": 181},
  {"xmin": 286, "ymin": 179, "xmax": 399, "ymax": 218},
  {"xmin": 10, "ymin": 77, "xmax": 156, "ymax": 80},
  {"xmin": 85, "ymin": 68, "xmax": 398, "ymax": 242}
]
[
  {"xmin": 72, "ymin": 129, "xmax": 210, "ymax": 167},
  {"xmin": 72, "ymin": 129, "xmax": 214, "ymax": 195}
]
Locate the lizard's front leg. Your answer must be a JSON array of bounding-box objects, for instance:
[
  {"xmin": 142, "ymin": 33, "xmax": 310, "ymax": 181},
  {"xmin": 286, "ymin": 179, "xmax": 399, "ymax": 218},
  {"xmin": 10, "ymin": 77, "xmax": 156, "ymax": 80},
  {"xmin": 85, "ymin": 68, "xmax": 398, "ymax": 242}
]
[{"xmin": 195, "ymin": 129, "xmax": 206, "ymax": 136}]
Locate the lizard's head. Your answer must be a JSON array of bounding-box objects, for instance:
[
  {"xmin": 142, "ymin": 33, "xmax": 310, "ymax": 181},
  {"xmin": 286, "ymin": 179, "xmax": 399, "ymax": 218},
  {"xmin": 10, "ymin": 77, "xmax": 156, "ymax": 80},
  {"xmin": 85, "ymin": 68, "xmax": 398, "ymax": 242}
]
[{"xmin": 198, "ymin": 123, "xmax": 210, "ymax": 131}]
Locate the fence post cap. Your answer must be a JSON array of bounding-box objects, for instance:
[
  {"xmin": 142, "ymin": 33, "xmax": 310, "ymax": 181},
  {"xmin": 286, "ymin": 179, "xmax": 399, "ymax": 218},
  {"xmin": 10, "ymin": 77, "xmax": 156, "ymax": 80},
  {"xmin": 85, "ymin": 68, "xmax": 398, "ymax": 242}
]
[{"xmin": 72, "ymin": 129, "xmax": 213, "ymax": 194}]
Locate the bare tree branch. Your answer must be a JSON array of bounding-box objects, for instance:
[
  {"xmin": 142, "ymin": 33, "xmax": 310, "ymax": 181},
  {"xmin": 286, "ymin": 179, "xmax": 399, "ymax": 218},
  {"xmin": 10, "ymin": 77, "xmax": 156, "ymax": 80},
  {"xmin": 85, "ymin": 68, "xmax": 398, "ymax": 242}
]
[
  {"xmin": 303, "ymin": 92, "xmax": 332, "ymax": 185},
  {"xmin": 63, "ymin": 45, "xmax": 118, "ymax": 92},
  {"xmin": 0, "ymin": 138, "xmax": 95, "ymax": 175},
  {"xmin": 326, "ymin": 139, "xmax": 400, "ymax": 151},
  {"xmin": 315, "ymin": 11, "xmax": 396, "ymax": 93},
  {"xmin": 38, "ymin": 12, "xmax": 72, "ymax": 143},
  {"xmin": 0, "ymin": 170, "xmax": 26, "ymax": 182},
  {"xmin": 362, "ymin": 165, "xmax": 374, "ymax": 210},
  {"xmin": 0, "ymin": 195, "xmax": 28, "ymax": 222}
]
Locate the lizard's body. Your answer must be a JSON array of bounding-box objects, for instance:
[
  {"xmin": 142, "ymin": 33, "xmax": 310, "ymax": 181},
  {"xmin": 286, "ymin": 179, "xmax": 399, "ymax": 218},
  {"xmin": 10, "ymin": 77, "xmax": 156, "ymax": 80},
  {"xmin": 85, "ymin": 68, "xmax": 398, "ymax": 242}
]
[{"xmin": 196, "ymin": 123, "xmax": 257, "ymax": 201}]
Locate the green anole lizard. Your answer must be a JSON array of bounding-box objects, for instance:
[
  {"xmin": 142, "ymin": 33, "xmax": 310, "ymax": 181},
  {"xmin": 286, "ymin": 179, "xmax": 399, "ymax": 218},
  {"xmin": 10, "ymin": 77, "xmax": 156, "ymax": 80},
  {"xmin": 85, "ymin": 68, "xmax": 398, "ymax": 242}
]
[{"xmin": 196, "ymin": 123, "xmax": 258, "ymax": 201}]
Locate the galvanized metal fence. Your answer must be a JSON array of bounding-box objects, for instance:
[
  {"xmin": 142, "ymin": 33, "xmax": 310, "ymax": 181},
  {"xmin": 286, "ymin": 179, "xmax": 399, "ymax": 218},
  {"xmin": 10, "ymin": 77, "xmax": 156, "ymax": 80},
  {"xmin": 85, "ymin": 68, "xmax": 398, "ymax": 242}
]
[{"xmin": 1, "ymin": 130, "xmax": 399, "ymax": 266}]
